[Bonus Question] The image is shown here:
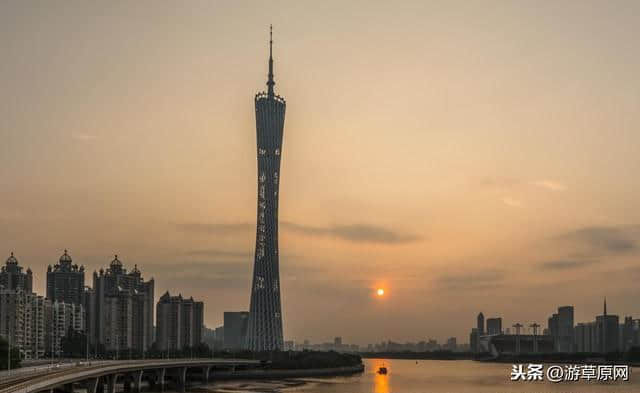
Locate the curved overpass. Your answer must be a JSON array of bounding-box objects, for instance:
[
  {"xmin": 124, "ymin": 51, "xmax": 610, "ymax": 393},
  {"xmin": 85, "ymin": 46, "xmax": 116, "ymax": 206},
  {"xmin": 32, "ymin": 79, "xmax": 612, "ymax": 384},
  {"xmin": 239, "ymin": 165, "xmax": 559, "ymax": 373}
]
[{"xmin": 0, "ymin": 359, "xmax": 262, "ymax": 393}]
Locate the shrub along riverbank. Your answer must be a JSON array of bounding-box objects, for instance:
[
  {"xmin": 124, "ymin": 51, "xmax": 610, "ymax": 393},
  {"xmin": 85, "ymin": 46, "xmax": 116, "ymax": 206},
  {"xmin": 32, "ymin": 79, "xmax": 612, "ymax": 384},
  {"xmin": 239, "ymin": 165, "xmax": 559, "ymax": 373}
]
[
  {"xmin": 360, "ymin": 350, "xmax": 473, "ymax": 360},
  {"xmin": 214, "ymin": 350, "xmax": 363, "ymax": 370}
]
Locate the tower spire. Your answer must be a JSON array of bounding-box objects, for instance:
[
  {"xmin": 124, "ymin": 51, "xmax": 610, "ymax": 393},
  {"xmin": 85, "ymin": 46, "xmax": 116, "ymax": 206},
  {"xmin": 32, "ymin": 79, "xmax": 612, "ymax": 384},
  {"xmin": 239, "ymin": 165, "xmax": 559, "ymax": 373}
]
[{"xmin": 267, "ymin": 24, "xmax": 275, "ymax": 97}]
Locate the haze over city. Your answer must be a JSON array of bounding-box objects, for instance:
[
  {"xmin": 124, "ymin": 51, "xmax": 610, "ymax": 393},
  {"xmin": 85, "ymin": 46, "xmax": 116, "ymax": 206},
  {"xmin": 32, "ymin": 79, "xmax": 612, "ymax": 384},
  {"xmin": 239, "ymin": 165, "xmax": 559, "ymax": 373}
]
[{"xmin": 2, "ymin": 1, "xmax": 640, "ymax": 346}]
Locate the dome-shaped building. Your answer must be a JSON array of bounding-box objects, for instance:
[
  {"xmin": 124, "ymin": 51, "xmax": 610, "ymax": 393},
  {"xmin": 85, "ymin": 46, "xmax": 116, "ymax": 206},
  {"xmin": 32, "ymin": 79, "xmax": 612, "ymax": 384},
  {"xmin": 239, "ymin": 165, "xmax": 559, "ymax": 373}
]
[
  {"xmin": 46, "ymin": 249, "xmax": 85, "ymax": 305},
  {"xmin": 0, "ymin": 252, "xmax": 33, "ymax": 292},
  {"xmin": 93, "ymin": 254, "xmax": 154, "ymax": 353},
  {"xmin": 6, "ymin": 252, "xmax": 18, "ymax": 265}
]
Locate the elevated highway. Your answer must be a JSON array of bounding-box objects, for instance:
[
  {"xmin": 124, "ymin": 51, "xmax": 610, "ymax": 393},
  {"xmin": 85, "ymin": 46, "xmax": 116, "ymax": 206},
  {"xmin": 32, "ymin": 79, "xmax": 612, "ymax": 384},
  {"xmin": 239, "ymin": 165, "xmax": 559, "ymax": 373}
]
[{"xmin": 0, "ymin": 359, "xmax": 262, "ymax": 393}]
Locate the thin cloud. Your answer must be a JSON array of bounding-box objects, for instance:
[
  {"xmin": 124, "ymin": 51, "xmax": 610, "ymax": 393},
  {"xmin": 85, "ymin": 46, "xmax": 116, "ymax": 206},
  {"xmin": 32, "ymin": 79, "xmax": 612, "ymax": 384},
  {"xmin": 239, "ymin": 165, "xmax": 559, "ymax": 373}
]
[
  {"xmin": 174, "ymin": 222, "xmax": 252, "ymax": 235},
  {"xmin": 502, "ymin": 197, "xmax": 523, "ymax": 207},
  {"xmin": 182, "ymin": 249, "xmax": 252, "ymax": 258},
  {"xmin": 532, "ymin": 180, "xmax": 567, "ymax": 191},
  {"xmin": 553, "ymin": 226, "xmax": 639, "ymax": 254},
  {"xmin": 71, "ymin": 133, "xmax": 98, "ymax": 141},
  {"xmin": 145, "ymin": 261, "xmax": 250, "ymax": 289},
  {"xmin": 281, "ymin": 221, "xmax": 422, "ymax": 244},
  {"xmin": 437, "ymin": 270, "xmax": 505, "ymax": 291},
  {"xmin": 175, "ymin": 221, "xmax": 422, "ymax": 244},
  {"xmin": 539, "ymin": 259, "xmax": 596, "ymax": 270},
  {"xmin": 146, "ymin": 260, "xmax": 319, "ymax": 290},
  {"xmin": 478, "ymin": 176, "xmax": 520, "ymax": 189}
]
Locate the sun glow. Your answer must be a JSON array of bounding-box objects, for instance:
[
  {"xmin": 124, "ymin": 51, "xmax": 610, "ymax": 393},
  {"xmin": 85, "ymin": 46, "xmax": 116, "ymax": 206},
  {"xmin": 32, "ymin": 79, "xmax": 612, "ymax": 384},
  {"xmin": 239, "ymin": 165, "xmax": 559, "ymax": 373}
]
[{"xmin": 377, "ymin": 288, "xmax": 385, "ymax": 296}]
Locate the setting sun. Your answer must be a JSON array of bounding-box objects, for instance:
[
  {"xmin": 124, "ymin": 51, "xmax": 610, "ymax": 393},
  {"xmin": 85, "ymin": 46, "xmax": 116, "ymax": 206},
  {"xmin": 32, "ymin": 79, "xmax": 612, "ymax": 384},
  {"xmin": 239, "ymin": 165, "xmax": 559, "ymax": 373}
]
[{"xmin": 377, "ymin": 288, "xmax": 385, "ymax": 296}]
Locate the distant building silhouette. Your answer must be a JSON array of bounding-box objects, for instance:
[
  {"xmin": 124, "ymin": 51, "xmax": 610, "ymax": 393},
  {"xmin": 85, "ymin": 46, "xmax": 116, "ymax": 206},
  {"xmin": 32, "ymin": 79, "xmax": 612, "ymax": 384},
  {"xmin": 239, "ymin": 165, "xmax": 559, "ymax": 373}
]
[
  {"xmin": 622, "ymin": 316, "xmax": 634, "ymax": 352},
  {"xmin": 156, "ymin": 291, "xmax": 204, "ymax": 352},
  {"xmin": 480, "ymin": 333, "xmax": 554, "ymax": 355},
  {"xmin": 445, "ymin": 337, "xmax": 457, "ymax": 351},
  {"xmin": 215, "ymin": 326, "xmax": 224, "ymax": 344},
  {"xmin": 477, "ymin": 312, "xmax": 484, "ymax": 335},
  {"xmin": 246, "ymin": 26, "xmax": 286, "ymax": 351},
  {"xmin": 84, "ymin": 286, "xmax": 95, "ymax": 347},
  {"xmin": 548, "ymin": 306, "xmax": 574, "ymax": 352},
  {"xmin": 574, "ymin": 322, "xmax": 593, "ymax": 352},
  {"xmin": 486, "ymin": 318, "xmax": 502, "ymax": 335},
  {"xmin": 224, "ymin": 311, "xmax": 249, "ymax": 350},
  {"xmin": 202, "ymin": 326, "xmax": 222, "ymax": 350},
  {"xmin": 595, "ymin": 298, "xmax": 619, "ymax": 353},
  {"xmin": 46, "ymin": 250, "xmax": 85, "ymax": 305},
  {"xmin": 470, "ymin": 328, "xmax": 479, "ymax": 353},
  {"xmin": 284, "ymin": 340, "xmax": 295, "ymax": 351}
]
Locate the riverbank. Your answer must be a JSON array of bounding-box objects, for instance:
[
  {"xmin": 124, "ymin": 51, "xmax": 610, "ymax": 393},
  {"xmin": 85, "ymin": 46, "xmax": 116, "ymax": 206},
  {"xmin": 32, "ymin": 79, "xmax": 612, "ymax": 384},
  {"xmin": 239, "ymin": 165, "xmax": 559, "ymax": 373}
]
[
  {"xmin": 208, "ymin": 364, "xmax": 365, "ymax": 380},
  {"xmin": 475, "ymin": 352, "xmax": 640, "ymax": 365},
  {"xmin": 210, "ymin": 350, "xmax": 362, "ymax": 370},
  {"xmin": 360, "ymin": 351, "xmax": 473, "ymax": 360},
  {"xmin": 478, "ymin": 357, "xmax": 640, "ymax": 367}
]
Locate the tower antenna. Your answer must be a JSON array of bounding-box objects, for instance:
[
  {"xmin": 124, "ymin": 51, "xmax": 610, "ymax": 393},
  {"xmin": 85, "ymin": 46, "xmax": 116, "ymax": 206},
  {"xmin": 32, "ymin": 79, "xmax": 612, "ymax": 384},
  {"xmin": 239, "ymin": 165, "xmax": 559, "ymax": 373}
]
[{"xmin": 267, "ymin": 24, "xmax": 275, "ymax": 97}]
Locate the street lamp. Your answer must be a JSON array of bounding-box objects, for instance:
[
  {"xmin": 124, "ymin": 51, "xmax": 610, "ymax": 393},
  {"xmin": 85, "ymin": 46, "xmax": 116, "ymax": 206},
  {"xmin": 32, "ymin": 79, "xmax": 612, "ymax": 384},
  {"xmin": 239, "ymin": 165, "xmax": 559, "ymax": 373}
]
[
  {"xmin": 85, "ymin": 329, "xmax": 89, "ymax": 362},
  {"xmin": 50, "ymin": 330, "xmax": 54, "ymax": 367},
  {"xmin": 4, "ymin": 327, "xmax": 12, "ymax": 374}
]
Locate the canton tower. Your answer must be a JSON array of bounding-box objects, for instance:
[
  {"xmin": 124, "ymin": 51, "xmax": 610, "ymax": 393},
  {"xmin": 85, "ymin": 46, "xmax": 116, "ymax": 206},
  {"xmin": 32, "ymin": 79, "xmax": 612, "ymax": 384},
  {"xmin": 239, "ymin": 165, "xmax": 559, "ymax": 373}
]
[{"xmin": 246, "ymin": 26, "xmax": 286, "ymax": 351}]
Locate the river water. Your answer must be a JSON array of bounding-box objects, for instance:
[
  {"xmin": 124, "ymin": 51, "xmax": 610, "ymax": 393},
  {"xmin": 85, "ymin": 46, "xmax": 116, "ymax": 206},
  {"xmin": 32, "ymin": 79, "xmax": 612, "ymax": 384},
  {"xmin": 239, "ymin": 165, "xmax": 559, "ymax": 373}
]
[{"xmin": 187, "ymin": 358, "xmax": 638, "ymax": 393}]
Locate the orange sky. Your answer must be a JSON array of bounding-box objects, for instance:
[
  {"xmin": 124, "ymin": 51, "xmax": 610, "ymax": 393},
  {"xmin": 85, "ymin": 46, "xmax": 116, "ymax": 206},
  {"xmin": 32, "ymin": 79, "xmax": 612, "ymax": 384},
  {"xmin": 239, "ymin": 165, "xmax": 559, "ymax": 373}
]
[{"xmin": 1, "ymin": 1, "xmax": 640, "ymax": 345}]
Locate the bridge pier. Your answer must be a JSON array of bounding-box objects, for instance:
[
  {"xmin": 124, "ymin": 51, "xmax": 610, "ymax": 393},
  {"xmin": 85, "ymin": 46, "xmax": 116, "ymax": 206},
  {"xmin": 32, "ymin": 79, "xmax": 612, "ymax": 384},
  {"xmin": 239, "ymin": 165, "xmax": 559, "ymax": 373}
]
[
  {"xmin": 156, "ymin": 368, "xmax": 166, "ymax": 388},
  {"xmin": 177, "ymin": 367, "xmax": 187, "ymax": 391},
  {"xmin": 95, "ymin": 377, "xmax": 105, "ymax": 393},
  {"xmin": 202, "ymin": 366, "xmax": 210, "ymax": 384},
  {"xmin": 86, "ymin": 378, "xmax": 100, "ymax": 393},
  {"xmin": 107, "ymin": 374, "xmax": 118, "ymax": 393},
  {"xmin": 51, "ymin": 385, "xmax": 73, "ymax": 393},
  {"xmin": 132, "ymin": 370, "xmax": 144, "ymax": 393}
]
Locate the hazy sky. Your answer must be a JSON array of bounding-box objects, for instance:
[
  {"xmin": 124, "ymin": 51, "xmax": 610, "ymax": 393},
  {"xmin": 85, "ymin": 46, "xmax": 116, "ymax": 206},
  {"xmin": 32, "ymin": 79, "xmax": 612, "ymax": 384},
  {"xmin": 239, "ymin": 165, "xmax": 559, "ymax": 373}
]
[{"xmin": 2, "ymin": 1, "xmax": 640, "ymax": 345}]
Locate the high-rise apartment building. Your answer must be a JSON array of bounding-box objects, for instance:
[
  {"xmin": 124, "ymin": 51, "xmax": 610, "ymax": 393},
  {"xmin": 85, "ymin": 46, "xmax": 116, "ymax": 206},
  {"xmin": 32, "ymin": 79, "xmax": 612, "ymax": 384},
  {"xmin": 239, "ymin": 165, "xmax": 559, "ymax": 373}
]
[
  {"xmin": 575, "ymin": 322, "xmax": 596, "ymax": 352},
  {"xmin": 549, "ymin": 306, "xmax": 574, "ymax": 352},
  {"xmin": 0, "ymin": 253, "xmax": 32, "ymax": 292},
  {"xmin": 486, "ymin": 318, "xmax": 502, "ymax": 335},
  {"xmin": 46, "ymin": 250, "xmax": 85, "ymax": 305},
  {"xmin": 595, "ymin": 298, "xmax": 619, "ymax": 353},
  {"xmin": 224, "ymin": 311, "xmax": 249, "ymax": 350},
  {"xmin": 93, "ymin": 256, "xmax": 154, "ymax": 353},
  {"xmin": 0, "ymin": 289, "xmax": 50, "ymax": 360},
  {"xmin": 155, "ymin": 292, "xmax": 204, "ymax": 352},
  {"xmin": 50, "ymin": 301, "xmax": 84, "ymax": 356}
]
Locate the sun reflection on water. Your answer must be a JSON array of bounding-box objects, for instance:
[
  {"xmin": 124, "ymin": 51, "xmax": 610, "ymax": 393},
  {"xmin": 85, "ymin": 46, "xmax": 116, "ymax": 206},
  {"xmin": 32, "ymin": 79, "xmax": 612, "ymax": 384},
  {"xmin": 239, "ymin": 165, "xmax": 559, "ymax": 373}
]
[{"xmin": 372, "ymin": 359, "xmax": 391, "ymax": 393}]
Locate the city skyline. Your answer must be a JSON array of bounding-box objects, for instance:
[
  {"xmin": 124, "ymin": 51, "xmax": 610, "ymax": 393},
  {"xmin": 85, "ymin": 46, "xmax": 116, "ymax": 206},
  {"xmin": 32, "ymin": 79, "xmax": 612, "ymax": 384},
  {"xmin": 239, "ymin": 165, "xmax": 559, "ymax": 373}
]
[
  {"xmin": 2, "ymin": 1, "xmax": 640, "ymax": 345},
  {"xmin": 3, "ymin": 249, "xmax": 637, "ymax": 347}
]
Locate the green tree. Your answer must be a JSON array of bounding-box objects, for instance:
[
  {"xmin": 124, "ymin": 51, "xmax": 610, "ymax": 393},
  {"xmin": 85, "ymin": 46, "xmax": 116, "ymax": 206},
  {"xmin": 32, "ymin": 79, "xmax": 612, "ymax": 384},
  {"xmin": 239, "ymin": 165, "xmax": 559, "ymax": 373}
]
[
  {"xmin": 626, "ymin": 346, "xmax": 640, "ymax": 362},
  {"xmin": 0, "ymin": 336, "xmax": 21, "ymax": 370},
  {"xmin": 60, "ymin": 326, "xmax": 88, "ymax": 358}
]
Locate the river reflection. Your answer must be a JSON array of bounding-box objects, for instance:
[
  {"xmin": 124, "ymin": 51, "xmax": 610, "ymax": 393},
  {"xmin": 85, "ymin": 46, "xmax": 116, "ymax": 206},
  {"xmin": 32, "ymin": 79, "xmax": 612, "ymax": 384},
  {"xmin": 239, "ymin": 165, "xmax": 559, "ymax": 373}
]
[
  {"xmin": 181, "ymin": 358, "xmax": 639, "ymax": 393},
  {"xmin": 370, "ymin": 358, "xmax": 390, "ymax": 393}
]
